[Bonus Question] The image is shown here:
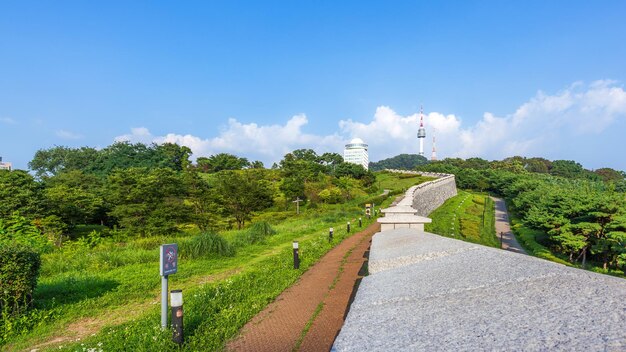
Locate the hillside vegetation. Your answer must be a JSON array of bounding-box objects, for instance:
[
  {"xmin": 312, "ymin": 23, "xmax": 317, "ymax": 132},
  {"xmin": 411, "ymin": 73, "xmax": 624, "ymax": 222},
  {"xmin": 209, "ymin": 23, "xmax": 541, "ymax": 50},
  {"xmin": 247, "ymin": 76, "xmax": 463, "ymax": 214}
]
[
  {"xmin": 0, "ymin": 144, "xmax": 430, "ymax": 351},
  {"xmin": 369, "ymin": 153, "xmax": 428, "ymax": 171},
  {"xmin": 418, "ymin": 157, "xmax": 626, "ymax": 277}
]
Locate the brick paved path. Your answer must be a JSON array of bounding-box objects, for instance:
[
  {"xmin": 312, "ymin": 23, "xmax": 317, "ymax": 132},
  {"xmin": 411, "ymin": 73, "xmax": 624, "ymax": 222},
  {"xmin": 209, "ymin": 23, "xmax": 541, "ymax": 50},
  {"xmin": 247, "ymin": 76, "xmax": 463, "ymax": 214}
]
[{"xmin": 226, "ymin": 222, "xmax": 380, "ymax": 352}]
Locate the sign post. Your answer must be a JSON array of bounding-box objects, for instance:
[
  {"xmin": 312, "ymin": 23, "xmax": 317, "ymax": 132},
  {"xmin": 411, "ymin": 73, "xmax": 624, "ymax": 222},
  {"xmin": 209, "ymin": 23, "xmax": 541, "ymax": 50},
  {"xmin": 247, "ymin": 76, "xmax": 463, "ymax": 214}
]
[
  {"xmin": 160, "ymin": 244, "xmax": 178, "ymax": 329},
  {"xmin": 292, "ymin": 197, "xmax": 303, "ymax": 215}
]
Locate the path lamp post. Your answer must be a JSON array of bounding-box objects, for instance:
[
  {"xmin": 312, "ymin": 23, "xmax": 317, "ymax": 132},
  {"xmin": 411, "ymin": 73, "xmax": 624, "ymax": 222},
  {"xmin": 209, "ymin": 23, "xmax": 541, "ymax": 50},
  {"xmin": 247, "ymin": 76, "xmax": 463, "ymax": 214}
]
[
  {"xmin": 347, "ymin": 221, "xmax": 351, "ymax": 233},
  {"xmin": 293, "ymin": 241, "xmax": 300, "ymax": 269},
  {"xmin": 359, "ymin": 217, "xmax": 362, "ymax": 228},
  {"xmin": 170, "ymin": 290, "xmax": 184, "ymax": 345},
  {"xmin": 329, "ymin": 227, "xmax": 334, "ymax": 242}
]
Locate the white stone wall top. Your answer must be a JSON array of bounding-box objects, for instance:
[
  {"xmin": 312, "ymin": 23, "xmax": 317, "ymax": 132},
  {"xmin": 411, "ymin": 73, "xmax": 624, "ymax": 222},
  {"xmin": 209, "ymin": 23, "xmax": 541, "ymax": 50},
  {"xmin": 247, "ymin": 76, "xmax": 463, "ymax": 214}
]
[
  {"xmin": 377, "ymin": 215, "xmax": 432, "ymax": 224},
  {"xmin": 333, "ymin": 229, "xmax": 626, "ymax": 351},
  {"xmin": 380, "ymin": 205, "xmax": 418, "ymax": 214}
]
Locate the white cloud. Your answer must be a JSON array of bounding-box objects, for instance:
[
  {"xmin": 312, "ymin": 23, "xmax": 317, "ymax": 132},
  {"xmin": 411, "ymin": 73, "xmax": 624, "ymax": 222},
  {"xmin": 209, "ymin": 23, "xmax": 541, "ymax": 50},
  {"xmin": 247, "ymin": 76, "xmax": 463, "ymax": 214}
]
[
  {"xmin": 114, "ymin": 80, "xmax": 626, "ymax": 169},
  {"xmin": 115, "ymin": 115, "xmax": 344, "ymax": 165},
  {"xmin": 56, "ymin": 129, "xmax": 84, "ymax": 140},
  {"xmin": 338, "ymin": 80, "xmax": 626, "ymax": 163},
  {"xmin": 115, "ymin": 127, "xmax": 154, "ymax": 144},
  {"xmin": 0, "ymin": 117, "xmax": 16, "ymax": 125}
]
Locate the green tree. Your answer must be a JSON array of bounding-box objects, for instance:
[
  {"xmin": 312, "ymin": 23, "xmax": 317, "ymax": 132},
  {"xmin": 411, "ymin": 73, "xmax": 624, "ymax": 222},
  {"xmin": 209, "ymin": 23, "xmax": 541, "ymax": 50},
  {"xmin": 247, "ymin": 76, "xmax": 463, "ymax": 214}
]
[
  {"xmin": 28, "ymin": 146, "xmax": 98, "ymax": 177},
  {"xmin": 524, "ymin": 157, "xmax": 552, "ymax": 173},
  {"xmin": 43, "ymin": 170, "xmax": 104, "ymax": 228},
  {"xmin": 106, "ymin": 168, "xmax": 190, "ymax": 236},
  {"xmin": 212, "ymin": 170, "xmax": 274, "ymax": 229},
  {"xmin": 154, "ymin": 143, "xmax": 192, "ymax": 171},
  {"xmin": 249, "ymin": 160, "xmax": 265, "ymax": 169},
  {"xmin": 549, "ymin": 160, "xmax": 585, "ymax": 178},
  {"xmin": 369, "ymin": 153, "xmax": 428, "ymax": 171},
  {"xmin": 197, "ymin": 153, "xmax": 250, "ymax": 173},
  {"xmin": 594, "ymin": 168, "xmax": 625, "ymax": 183},
  {"xmin": 0, "ymin": 170, "xmax": 43, "ymax": 219},
  {"xmin": 0, "ymin": 214, "xmax": 50, "ymax": 253}
]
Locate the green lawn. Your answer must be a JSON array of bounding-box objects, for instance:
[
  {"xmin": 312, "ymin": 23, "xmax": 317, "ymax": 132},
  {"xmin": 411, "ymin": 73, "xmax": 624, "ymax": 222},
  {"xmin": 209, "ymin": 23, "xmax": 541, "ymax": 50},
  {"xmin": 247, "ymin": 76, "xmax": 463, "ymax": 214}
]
[
  {"xmin": 425, "ymin": 190, "xmax": 498, "ymax": 247},
  {"xmin": 374, "ymin": 171, "xmax": 434, "ymax": 192}
]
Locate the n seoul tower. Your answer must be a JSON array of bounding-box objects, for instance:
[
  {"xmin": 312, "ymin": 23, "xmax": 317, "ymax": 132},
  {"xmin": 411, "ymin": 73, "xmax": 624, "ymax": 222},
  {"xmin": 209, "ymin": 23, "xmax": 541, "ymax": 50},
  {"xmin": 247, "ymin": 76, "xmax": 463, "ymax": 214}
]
[{"xmin": 417, "ymin": 106, "xmax": 426, "ymax": 156}]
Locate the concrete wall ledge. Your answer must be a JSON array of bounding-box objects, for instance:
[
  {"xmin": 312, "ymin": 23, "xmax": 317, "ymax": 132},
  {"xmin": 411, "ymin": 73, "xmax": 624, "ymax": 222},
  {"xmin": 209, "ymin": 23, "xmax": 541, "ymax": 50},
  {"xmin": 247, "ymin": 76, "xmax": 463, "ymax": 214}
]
[{"xmin": 333, "ymin": 229, "xmax": 626, "ymax": 351}]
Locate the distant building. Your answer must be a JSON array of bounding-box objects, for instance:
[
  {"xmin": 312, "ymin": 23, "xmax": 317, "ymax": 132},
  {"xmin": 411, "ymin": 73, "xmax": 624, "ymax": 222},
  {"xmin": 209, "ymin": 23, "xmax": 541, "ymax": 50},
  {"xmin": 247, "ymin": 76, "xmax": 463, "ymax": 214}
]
[
  {"xmin": 343, "ymin": 138, "xmax": 369, "ymax": 170},
  {"xmin": 0, "ymin": 157, "xmax": 12, "ymax": 171}
]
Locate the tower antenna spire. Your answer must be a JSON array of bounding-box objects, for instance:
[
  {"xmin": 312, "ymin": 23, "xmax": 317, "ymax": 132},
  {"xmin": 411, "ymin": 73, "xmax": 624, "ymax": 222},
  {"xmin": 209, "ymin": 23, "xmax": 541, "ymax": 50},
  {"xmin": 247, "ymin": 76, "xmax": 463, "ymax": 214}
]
[{"xmin": 417, "ymin": 105, "xmax": 426, "ymax": 156}]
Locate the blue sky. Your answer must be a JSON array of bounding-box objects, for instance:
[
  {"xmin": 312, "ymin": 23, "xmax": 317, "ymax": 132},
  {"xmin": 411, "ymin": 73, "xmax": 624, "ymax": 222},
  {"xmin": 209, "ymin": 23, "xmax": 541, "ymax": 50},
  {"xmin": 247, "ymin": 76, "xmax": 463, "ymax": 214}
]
[{"xmin": 2, "ymin": 1, "xmax": 626, "ymax": 171}]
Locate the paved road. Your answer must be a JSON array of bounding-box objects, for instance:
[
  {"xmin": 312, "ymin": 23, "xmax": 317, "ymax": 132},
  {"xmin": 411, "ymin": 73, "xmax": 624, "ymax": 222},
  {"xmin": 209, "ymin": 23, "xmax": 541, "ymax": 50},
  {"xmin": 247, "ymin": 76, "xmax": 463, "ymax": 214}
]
[{"xmin": 491, "ymin": 196, "xmax": 527, "ymax": 254}]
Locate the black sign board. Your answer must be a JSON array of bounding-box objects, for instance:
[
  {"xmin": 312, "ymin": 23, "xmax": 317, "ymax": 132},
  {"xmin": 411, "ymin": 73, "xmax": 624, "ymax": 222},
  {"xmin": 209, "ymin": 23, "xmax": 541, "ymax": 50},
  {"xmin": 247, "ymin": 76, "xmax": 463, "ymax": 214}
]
[{"xmin": 160, "ymin": 244, "xmax": 178, "ymax": 276}]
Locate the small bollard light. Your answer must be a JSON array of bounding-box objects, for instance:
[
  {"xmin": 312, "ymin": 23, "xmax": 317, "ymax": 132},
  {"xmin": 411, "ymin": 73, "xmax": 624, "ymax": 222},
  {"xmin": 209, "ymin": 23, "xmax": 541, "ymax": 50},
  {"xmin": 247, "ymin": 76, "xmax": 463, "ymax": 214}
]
[
  {"xmin": 170, "ymin": 290, "xmax": 184, "ymax": 345},
  {"xmin": 293, "ymin": 241, "xmax": 300, "ymax": 269},
  {"xmin": 359, "ymin": 217, "xmax": 362, "ymax": 228},
  {"xmin": 347, "ymin": 221, "xmax": 351, "ymax": 233},
  {"xmin": 329, "ymin": 227, "xmax": 334, "ymax": 242}
]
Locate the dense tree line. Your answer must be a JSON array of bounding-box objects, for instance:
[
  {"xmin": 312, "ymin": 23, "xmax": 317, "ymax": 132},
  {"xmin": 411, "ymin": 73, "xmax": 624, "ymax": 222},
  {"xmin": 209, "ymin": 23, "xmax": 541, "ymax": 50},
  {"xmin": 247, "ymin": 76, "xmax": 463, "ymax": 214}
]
[
  {"xmin": 368, "ymin": 154, "xmax": 428, "ymax": 171},
  {"xmin": 417, "ymin": 157, "xmax": 626, "ymax": 272},
  {"xmin": 1, "ymin": 144, "xmax": 375, "ymax": 241}
]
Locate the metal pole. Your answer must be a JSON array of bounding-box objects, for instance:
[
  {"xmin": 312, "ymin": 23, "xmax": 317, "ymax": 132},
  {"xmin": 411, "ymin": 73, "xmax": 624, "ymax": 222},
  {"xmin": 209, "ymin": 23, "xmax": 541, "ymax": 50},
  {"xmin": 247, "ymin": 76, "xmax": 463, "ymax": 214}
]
[{"xmin": 161, "ymin": 275, "xmax": 168, "ymax": 329}]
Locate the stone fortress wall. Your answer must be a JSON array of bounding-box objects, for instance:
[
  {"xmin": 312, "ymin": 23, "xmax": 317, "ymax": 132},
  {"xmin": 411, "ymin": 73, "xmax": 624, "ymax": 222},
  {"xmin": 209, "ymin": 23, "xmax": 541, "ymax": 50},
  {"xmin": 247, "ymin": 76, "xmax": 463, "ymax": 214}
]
[{"xmin": 385, "ymin": 169, "xmax": 457, "ymax": 216}]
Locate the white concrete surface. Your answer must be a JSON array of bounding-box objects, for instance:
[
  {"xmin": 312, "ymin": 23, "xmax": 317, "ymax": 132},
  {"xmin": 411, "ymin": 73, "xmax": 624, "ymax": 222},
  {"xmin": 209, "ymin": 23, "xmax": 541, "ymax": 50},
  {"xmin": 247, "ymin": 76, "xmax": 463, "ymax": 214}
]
[{"xmin": 333, "ymin": 229, "xmax": 626, "ymax": 352}]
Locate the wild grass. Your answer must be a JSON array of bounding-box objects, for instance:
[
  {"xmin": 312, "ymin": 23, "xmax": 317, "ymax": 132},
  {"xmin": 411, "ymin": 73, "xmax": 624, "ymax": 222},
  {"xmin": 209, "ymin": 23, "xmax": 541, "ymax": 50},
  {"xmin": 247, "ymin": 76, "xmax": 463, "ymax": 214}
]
[{"xmin": 179, "ymin": 233, "xmax": 235, "ymax": 259}]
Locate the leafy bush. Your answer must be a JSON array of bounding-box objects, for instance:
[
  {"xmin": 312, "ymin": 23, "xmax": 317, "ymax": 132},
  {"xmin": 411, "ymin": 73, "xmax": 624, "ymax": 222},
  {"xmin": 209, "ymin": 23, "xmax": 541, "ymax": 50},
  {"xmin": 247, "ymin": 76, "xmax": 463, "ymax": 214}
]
[
  {"xmin": 0, "ymin": 214, "xmax": 51, "ymax": 253},
  {"xmin": 318, "ymin": 188, "xmax": 342, "ymax": 204},
  {"xmin": 179, "ymin": 233, "xmax": 234, "ymax": 259},
  {"xmin": 253, "ymin": 211, "xmax": 292, "ymax": 224},
  {"xmin": 0, "ymin": 244, "xmax": 42, "ymax": 316},
  {"xmin": 510, "ymin": 220, "xmax": 570, "ymax": 266},
  {"xmin": 232, "ymin": 222, "xmax": 277, "ymax": 247}
]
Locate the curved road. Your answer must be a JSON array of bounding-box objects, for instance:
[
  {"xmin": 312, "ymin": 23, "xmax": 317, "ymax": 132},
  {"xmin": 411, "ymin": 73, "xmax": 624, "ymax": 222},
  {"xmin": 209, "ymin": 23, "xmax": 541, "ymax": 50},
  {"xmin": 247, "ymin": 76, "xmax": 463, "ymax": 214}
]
[{"xmin": 491, "ymin": 196, "xmax": 527, "ymax": 254}]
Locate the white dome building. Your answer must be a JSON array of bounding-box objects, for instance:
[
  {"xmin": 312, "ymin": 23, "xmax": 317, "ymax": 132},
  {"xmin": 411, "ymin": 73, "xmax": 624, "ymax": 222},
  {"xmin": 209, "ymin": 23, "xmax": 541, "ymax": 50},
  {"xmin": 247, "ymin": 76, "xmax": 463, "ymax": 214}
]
[{"xmin": 343, "ymin": 138, "xmax": 369, "ymax": 170}]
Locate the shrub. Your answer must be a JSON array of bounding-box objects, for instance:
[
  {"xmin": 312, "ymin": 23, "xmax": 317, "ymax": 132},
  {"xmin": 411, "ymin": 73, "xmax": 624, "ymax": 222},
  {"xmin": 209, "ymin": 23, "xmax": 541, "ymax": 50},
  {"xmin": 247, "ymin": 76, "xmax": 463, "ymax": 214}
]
[
  {"xmin": 253, "ymin": 211, "xmax": 291, "ymax": 224},
  {"xmin": 0, "ymin": 244, "xmax": 41, "ymax": 316},
  {"xmin": 233, "ymin": 222, "xmax": 277, "ymax": 247},
  {"xmin": 0, "ymin": 214, "xmax": 51, "ymax": 253},
  {"xmin": 179, "ymin": 233, "xmax": 234, "ymax": 259}
]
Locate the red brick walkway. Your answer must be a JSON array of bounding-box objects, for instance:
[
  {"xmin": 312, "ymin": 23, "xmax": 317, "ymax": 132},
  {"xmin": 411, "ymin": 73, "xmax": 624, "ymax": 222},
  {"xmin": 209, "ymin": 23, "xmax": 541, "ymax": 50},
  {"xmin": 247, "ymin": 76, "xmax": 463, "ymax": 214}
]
[{"xmin": 226, "ymin": 222, "xmax": 380, "ymax": 352}]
